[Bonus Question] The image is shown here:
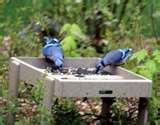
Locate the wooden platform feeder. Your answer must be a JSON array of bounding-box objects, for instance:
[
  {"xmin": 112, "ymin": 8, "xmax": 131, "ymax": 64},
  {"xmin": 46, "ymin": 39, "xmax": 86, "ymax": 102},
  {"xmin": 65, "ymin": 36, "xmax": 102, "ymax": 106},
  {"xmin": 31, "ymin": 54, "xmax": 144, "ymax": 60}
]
[{"xmin": 8, "ymin": 57, "xmax": 152, "ymax": 125}]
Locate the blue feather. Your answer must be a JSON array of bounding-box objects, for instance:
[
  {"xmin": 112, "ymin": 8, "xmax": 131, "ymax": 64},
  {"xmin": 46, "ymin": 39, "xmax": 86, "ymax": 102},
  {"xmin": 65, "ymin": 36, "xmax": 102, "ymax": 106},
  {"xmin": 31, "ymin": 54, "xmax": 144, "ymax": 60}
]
[
  {"xmin": 96, "ymin": 48, "xmax": 133, "ymax": 73},
  {"xmin": 42, "ymin": 36, "xmax": 64, "ymax": 70}
]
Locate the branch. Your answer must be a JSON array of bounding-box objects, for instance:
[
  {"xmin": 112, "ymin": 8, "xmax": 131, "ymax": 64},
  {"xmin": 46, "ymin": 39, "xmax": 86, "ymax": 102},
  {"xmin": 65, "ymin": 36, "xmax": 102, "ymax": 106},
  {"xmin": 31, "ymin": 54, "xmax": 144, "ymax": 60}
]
[
  {"xmin": 150, "ymin": 1, "xmax": 159, "ymax": 44},
  {"xmin": 112, "ymin": 2, "xmax": 117, "ymax": 15},
  {"xmin": 116, "ymin": 0, "xmax": 129, "ymax": 27},
  {"xmin": 107, "ymin": 0, "xmax": 113, "ymax": 12}
]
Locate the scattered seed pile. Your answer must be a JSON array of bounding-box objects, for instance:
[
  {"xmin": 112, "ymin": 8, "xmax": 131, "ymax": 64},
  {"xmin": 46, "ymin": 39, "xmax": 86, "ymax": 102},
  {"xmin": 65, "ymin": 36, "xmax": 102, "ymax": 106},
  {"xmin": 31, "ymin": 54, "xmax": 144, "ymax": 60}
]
[{"xmin": 46, "ymin": 67, "xmax": 111, "ymax": 77}]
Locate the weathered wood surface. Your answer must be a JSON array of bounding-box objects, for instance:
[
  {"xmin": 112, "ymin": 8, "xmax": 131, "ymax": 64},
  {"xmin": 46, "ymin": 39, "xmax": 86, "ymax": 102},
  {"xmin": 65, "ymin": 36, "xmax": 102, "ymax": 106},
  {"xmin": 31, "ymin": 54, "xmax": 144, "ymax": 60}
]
[
  {"xmin": 10, "ymin": 57, "xmax": 151, "ymax": 97},
  {"xmin": 8, "ymin": 57, "xmax": 152, "ymax": 125}
]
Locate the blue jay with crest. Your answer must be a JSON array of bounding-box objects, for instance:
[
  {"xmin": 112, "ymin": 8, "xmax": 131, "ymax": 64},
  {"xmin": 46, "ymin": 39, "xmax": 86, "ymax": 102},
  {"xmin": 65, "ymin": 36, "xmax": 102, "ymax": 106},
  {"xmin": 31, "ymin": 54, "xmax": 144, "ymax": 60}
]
[
  {"xmin": 33, "ymin": 20, "xmax": 63, "ymax": 71},
  {"xmin": 96, "ymin": 48, "xmax": 133, "ymax": 73},
  {"xmin": 42, "ymin": 36, "xmax": 64, "ymax": 71}
]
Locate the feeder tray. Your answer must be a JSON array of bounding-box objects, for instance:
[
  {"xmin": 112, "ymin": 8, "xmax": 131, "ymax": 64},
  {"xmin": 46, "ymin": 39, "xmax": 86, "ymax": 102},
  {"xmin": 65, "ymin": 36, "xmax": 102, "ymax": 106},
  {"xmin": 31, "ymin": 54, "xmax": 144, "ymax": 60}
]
[
  {"xmin": 8, "ymin": 57, "xmax": 152, "ymax": 125},
  {"xmin": 9, "ymin": 57, "xmax": 151, "ymax": 97}
]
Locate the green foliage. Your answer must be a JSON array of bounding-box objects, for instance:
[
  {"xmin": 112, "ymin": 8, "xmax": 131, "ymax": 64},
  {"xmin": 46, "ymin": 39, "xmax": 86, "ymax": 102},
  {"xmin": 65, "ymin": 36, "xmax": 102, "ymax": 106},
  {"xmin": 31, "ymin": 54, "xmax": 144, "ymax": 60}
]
[
  {"xmin": 148, "ymin": 96, "xmax": 159, "ymax": 124},
  {"xmin": 10, "ymin": 34, "xmax": 41, "ymax": 57},
  {"xmin": 60, "ymin": 23, "xmax": 96, "ymax": 57},
  {"xmin": 52, "ymin": 98, "xmax": 85, "ymax": 125},
  {"xmin": 130, "ymin": 49, "xmax": 160, "ymax": 79},
  {"xmin": 15, "ymin": 80, "xmax": 84, "ymax": 125},
  {"xmin": 130, "ymin": 49, "xmax": 148, "ymax": 63},
  {"xmin": 112, "ymin": 98, "xmax": 126, "ymax": 121},
  {"xmin": 30, "ymin": 80, "xmax": 44, "ymax": 103},
  {"xmin": 60, "ymin": 23, "xmax": 83, "ymax": 37},
  {"xmin": 33, "ymin": 105, "xmax": 53, "ymax": 125},
  {"xmin": 14, "ymin": 80, "xmax": 53, "ymax": 125},
  {"xmin": 82, "ymin": 47, "xmax": 97, "ymax": 57},
  {"xmin": 62, "ymin": 36, "xmax": 77, "ymax": 52},
  {"xmin": 0, "ymin": 116, "xmax": 4, "ymax": 125},
  {"xmin": 18, "ymin": 80, "xmax": 43, "ymax": 104},
  {"xmin": 15, "ymin": 121, "xmax": 26, "ymax": 125},
  {"xmin": 0, "ymin": 57, "xmax": 8, "ymax": 97},
  {"xmin": 128, "ymin": 48, "xmax": 160, "ymax": 123},
  {"xmin": 61, "ymin": 23, "xmax": 80, "ymax": 56},
  {"xmin": 1, "ymin": 0, "xmax": 160, "ymax": 124},
  {"xmin": 0, "ymin": 98, "xmax": 19, "ymax": 125}
]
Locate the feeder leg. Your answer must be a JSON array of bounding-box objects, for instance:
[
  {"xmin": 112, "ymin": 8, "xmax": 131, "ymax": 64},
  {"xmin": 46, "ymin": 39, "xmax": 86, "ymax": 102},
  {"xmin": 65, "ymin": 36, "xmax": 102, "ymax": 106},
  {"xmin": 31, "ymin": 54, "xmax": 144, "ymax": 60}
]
[
  {"xmin": 137, "ymin": 97, "xmax": 148, "ymax": 125},
  {"xmin": 7, "ymin": 61, "xmax": 20, "ymax": 125},
  {"xmin": 41, "ymin": 76, "xmax": 55, "ymax": 125},
  {"xmin": 101, "ymin": 97, "xmax": 115, "ymax": 125}
]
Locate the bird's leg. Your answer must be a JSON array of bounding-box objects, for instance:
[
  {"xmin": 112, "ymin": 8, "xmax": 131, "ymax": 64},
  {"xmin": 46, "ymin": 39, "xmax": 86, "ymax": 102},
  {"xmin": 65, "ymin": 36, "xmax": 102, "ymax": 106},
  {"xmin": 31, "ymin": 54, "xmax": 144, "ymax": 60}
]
[
  {"xmin": 58, "ymin": 66, "xmax": 63, "ymax": 72},
  {"xmin": 95, "ymin": 66, "xmax": 101, "ymax": 74}
]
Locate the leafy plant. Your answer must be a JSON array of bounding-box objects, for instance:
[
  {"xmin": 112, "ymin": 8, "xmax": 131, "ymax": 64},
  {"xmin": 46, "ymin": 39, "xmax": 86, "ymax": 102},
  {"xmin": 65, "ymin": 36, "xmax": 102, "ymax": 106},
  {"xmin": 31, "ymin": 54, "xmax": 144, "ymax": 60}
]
[
  {"xmin": 52, "ymin": 98, "xmax": 85, "ymax": 125},
  {"xmin": 60, "ymin": 22, "xmax": 100, "ymax": 57},
  {"xmin": 1, "ymin": 0, "xmax": 160, "ymax": 124},
  {"xmin": 128, "ymin": 48, "xmax": 160, "ymax": 124}
]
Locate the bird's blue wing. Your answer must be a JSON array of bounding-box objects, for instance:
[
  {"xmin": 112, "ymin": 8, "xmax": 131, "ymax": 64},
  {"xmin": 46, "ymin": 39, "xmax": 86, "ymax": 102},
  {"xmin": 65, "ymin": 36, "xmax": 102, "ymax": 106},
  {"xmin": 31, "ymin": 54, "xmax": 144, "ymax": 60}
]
[
  {"xmin": 102, "ymin": 50, "xmax": 123, "ymax": 65},
  {"xmin": 50, "ymin": 45, "xmax": 64, "ymax": 67},
  {"xmin": 42, "ymin": 43, "xmax": 64, "ymax": 69}
]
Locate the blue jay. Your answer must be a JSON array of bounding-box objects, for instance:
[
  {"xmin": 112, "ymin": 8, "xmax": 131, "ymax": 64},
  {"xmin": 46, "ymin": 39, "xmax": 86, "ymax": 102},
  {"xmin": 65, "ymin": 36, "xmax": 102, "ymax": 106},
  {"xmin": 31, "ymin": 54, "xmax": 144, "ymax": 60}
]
[
  {"xmin": 96, "ymin": 48, "xmax": 133, "ymax": 73},
  {"xmin": 42, "ymin": 36, "xmax": 64, "ymax": 71}
]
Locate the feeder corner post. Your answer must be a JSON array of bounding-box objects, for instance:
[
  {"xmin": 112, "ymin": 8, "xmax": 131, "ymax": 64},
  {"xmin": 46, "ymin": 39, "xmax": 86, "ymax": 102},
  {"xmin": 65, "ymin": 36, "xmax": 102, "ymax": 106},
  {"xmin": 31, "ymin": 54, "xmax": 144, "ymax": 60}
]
[
  {"xmin": 7, "ymin": 59, "xmax": 20, "ymax": 125},
  {"xmin": 41, "ymin": 76, "xmax": 55, "ymax": 125},
  {"xmin": 137, "ymin": 97, "xmax": 149, "ymax": 125},
  {"xmin": 101, "ymin": 97, "xmax": 115, "ymax": 124}
]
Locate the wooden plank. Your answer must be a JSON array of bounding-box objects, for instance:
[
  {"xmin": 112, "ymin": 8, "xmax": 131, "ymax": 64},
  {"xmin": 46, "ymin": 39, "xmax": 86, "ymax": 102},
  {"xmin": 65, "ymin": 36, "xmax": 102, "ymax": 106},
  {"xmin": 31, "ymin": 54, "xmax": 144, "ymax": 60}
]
[
  {"xmin": 9, "ymin": 60, "xmax": 20, "ymax": 97},
  {"xmin": 42, "ymin": 76, "xmax": 55, "ymax": 111},
  {"xmin": 19, "ymin": 63, "xmax": 46, "ymax": 85},
  {"xmin": 10, "ymin": 57, "xmax": 151, "ymax": 98},
  {"xmin": 58, "ymin": 81, "xmax": 150, "ymax": 97},
  {"xmin": 41, "ymin": 76, "xmax": 55, "ymax": 125},
  {"xmin": 7, "ymin": 60, "xmax": 20, "ymax": 125},
  {"xmin": 11, "ymin": 57, "xmax": 47, "ymax": 84}
]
